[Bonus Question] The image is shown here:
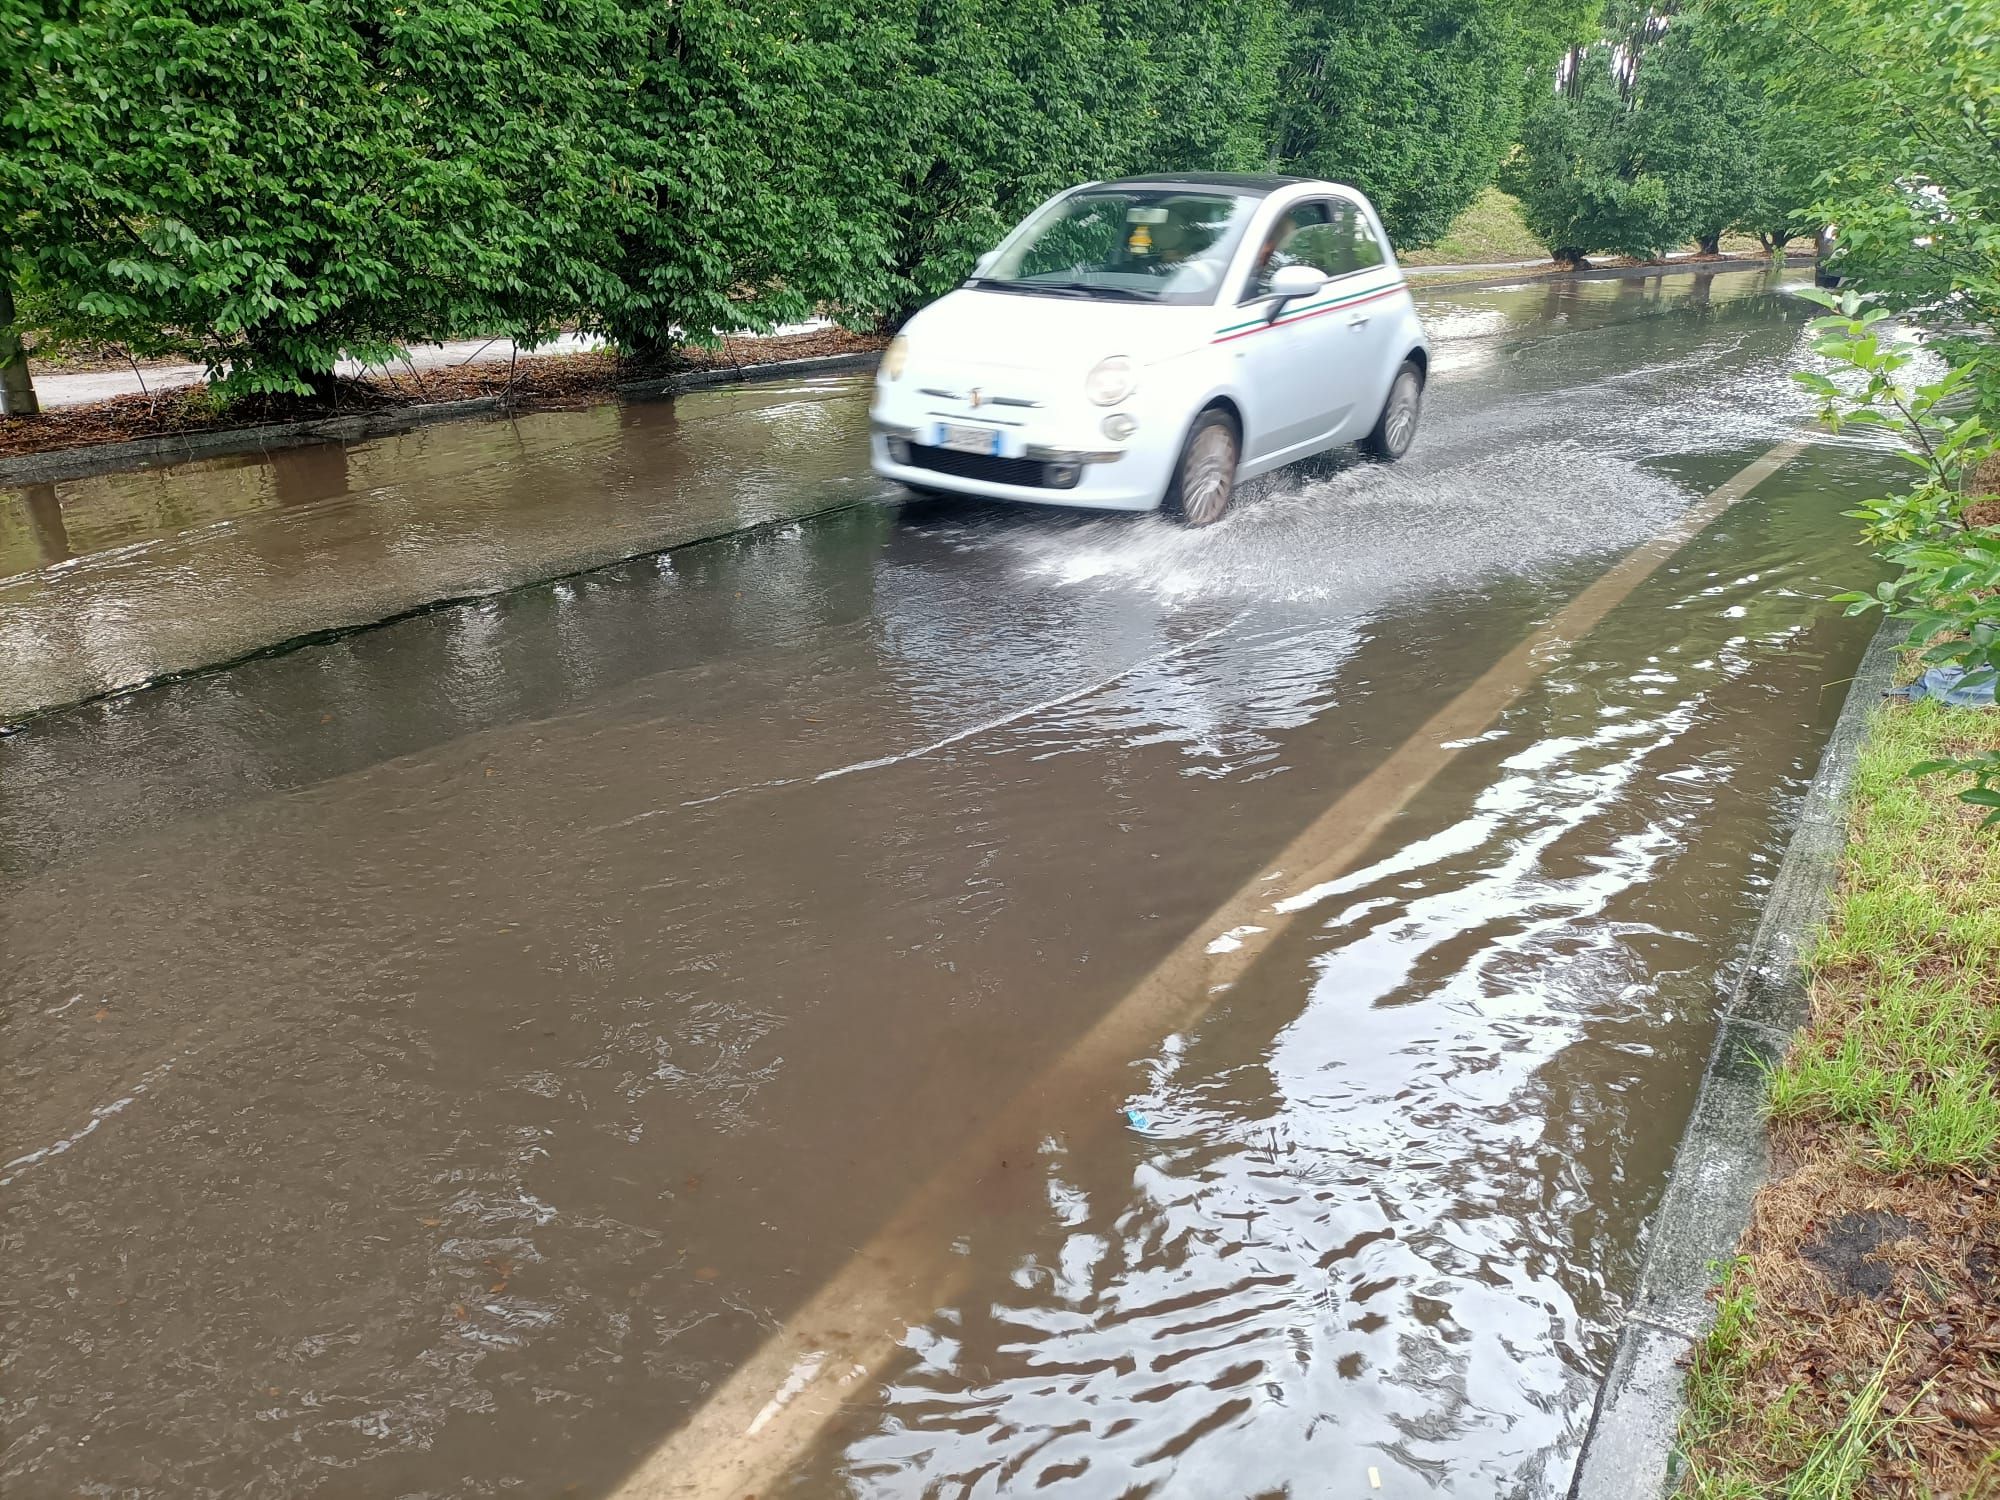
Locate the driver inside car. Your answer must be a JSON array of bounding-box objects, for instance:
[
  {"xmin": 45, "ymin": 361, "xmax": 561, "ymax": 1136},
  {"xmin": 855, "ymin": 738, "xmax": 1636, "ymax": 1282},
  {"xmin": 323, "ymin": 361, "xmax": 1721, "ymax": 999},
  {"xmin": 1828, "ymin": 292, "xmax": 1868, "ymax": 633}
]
[{"xmin": 1250, "ymin": 218, "xmax": 1304, "ymax": 293}]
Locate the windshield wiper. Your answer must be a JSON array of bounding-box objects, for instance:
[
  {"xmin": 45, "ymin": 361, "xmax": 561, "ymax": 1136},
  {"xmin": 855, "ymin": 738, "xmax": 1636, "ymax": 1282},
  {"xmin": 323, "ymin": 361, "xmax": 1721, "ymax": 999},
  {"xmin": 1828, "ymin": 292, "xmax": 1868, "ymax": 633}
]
[
  {"xmin": 971, "ymin": 279, "xmax": 1159, "ymax": 301},
  {"xmin": 970, "ymin": 279, "xmax": 1090, "ymax": 299},
  {"xmin": 1036, "ymin": 281, "xmax": 1161, "ymax": 301}
]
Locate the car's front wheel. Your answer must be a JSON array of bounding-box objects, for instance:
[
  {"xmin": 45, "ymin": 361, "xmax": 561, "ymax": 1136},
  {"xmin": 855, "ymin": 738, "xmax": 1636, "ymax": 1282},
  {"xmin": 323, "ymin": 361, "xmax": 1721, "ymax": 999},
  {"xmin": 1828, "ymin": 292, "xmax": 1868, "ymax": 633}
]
[
  {"xmin": 1360, "ymin": 360, "xmax": 1423, "ymax": 462},
  {"xmin": 1164, "ymin": 409, "xmax": 1239, "ymax": 527}
]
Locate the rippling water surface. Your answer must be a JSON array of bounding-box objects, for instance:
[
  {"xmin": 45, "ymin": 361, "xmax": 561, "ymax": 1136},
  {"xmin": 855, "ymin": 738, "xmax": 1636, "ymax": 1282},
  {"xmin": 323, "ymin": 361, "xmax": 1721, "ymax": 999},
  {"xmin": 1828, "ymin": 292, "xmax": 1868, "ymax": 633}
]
[{"xmin": 2, "ymin": 270, "xmax": 1898, "ymax": 1497}]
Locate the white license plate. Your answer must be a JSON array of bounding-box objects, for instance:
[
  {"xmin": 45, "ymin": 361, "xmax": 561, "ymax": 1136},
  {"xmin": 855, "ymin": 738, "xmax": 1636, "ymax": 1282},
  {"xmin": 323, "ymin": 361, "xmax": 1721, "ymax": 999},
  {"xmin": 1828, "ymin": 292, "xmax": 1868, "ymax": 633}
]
[{"xmin": 936, "ymin": 422, "xmax": 1003, "ymax": 456}]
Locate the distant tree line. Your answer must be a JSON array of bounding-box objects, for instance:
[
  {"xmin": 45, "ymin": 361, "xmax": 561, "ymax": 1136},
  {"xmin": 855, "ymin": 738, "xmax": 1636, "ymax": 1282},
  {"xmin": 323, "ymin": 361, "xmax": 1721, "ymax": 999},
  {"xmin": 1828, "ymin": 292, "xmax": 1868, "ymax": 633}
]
[
  {"xmin": 1500, "ymin": 1, "xmax": 1834, "ymax": 264},
  {"xmin": 1709, "ymin": 0, "xmax": 2000, "ymax": 820},
  {"xmin": 0, "ymin": 0, "xmax": 1598, "ymax": 412}
]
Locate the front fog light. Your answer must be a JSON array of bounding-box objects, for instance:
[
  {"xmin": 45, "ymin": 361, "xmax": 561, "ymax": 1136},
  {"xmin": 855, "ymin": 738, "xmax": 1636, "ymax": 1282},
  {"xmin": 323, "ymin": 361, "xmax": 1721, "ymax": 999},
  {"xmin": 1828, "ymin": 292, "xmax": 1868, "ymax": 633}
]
[
  {"xmin": 1102, "ymin": 413, "xmax": 1138, "ymax": 441},
  {"xmin": 1086, "ymin": 355, "xmax": 1135, "ymax": 406},
  {"xmin": 887, "ymin": 437, "xmax": 912, "ymax": 464},
  {"xmin": 1045, "ymin": 462, "xmax": 1082, "ymax": 489}
]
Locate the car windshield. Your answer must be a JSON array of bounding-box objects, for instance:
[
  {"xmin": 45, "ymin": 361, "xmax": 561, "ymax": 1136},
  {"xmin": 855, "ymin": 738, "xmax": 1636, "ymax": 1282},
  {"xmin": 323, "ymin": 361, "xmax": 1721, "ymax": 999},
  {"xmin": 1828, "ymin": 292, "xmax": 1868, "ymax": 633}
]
[{"xmin": 974, "ymin": 189, "xmax": 1258, "ymax": 307}]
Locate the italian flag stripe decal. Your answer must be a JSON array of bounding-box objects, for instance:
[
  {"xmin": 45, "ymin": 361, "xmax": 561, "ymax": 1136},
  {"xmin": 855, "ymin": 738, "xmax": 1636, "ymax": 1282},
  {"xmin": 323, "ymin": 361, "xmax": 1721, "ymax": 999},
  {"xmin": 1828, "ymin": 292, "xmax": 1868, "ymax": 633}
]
[{"xmin": 1212, "ymin": 281, "xmax": 1407, "ymax": 344}]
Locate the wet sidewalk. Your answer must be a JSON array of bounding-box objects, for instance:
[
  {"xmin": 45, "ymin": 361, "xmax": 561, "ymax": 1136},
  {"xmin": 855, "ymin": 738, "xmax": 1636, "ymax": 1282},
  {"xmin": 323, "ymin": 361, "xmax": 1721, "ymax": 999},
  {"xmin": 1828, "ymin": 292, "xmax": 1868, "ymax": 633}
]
[{"xmin": 0, "ymin": 372, "xmax": 879, "ymax": 721}]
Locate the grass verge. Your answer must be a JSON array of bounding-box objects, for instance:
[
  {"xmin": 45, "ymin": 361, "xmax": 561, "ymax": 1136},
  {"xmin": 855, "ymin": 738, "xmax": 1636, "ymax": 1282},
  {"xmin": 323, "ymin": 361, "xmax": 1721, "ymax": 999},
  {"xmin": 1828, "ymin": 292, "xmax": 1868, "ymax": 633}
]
[
  {"xmin": 1673, "ymin": 696, "xmax": 2000, "ymax": 1498},
  {"xmin": 1400, "ymin": 187, "xmax": 1550, "ymax": 265}
]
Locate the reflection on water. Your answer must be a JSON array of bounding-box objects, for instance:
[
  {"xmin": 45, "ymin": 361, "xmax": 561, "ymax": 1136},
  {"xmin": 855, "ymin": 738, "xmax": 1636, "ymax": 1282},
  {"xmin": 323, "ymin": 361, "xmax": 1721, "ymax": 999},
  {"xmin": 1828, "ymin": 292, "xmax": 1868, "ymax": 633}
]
[
  {"xmin": 1, "ymin": 270, "xmax": 1894, "ymax": 1499},
  {"xmin": 798, "ymin": 464, "xmax": 1880, "ymax": 1498},
  {"xmin": 0, "ymin": 378, "xmax": 880, "ymax": 719}
]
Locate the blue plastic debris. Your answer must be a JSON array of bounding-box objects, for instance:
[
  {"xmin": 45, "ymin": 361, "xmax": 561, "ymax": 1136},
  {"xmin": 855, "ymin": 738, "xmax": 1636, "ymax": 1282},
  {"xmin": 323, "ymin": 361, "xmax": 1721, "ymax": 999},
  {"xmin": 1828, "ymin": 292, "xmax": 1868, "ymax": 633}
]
[
  {"xmin": 1889, "ymin": 666, "xmax": 1998, "ymax": 708},
  {"xmin": 1124, "ymin": 1108, "xmax": 1150, "ymax": 1131}
]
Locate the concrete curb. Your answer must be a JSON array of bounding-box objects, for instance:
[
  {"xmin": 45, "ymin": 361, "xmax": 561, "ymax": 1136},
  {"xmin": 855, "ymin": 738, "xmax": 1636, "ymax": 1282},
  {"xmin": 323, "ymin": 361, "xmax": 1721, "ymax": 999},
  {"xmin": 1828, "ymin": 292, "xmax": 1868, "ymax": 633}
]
[
  {"xmin": 0, "ymin": 351, "xmax": 879, "ymax": 487},
  {"xmin": 1567, "ymin": 616, "xmax": 1903, "ymax": 1498},
  {"xmin": 611, "ymin": 349, "xmax": 876, "ymax": 401}
]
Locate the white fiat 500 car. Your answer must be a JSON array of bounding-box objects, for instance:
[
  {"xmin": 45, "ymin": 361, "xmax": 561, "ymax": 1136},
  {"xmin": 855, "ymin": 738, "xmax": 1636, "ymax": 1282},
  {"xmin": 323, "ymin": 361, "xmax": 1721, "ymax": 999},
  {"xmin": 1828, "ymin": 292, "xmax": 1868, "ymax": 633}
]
[{"xmin": 870, "ymin": 172, "xmax": 1428, "ymax": 526}]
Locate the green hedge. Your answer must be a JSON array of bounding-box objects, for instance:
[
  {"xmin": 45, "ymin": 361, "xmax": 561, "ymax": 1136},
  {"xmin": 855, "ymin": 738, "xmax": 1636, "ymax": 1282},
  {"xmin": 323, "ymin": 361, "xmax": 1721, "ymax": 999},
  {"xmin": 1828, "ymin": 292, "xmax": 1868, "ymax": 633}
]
[{"xmin": 2, "ymin": 0, "xmax": 1589, "ymax": 398}]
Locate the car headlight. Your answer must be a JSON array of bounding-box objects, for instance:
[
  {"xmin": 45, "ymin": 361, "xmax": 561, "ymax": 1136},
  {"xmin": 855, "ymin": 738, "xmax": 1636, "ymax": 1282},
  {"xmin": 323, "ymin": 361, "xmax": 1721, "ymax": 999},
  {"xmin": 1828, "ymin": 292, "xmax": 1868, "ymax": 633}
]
[
  {"xmin": 1086, "ymin": 355, "xmax": 1135, "ymax": 406},
  {"xmin": 882, "ymin": 334, "xmax": 909, "ymax": 381}
]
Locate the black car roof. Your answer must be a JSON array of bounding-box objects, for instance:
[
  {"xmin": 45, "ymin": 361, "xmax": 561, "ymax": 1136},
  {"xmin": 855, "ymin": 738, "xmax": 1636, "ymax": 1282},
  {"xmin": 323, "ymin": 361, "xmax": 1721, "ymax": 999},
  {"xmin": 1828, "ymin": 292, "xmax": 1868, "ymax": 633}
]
[{"xmin": 1092, "ymin": 172, "xmax": 1308, "ymax": 195}]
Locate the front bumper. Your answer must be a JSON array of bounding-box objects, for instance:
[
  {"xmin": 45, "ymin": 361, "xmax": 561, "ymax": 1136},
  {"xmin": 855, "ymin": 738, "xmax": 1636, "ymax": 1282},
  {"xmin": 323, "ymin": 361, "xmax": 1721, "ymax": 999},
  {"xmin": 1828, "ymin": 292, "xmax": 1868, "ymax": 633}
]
[
  {"xmin": 869, "ymin": 418, "xmax": 1171, "ymax": 512},
  {"xmin": 870, "ymin": 418, "xmax": 1125, "ymax": 467}
]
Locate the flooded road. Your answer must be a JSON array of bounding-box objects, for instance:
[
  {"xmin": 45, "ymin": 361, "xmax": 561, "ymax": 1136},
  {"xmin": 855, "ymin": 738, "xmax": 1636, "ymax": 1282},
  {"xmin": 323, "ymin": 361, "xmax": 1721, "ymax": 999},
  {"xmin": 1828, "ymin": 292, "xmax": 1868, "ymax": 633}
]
[
  {"xmin": 0, "ymin": 377, "xmax": 877, "ymax": 720},
  {"xmin": 3, "ymin": 270, "xmax": 1893, "ymax": 1497}
]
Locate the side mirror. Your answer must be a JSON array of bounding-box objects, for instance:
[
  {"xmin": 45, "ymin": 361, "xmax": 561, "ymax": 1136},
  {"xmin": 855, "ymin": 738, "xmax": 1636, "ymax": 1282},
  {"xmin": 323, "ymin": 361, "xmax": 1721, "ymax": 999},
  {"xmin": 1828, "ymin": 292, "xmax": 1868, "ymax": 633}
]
[
  {"xmin": 1265, "ymin": 264, "xmax": 1328, "ymax": 318},
  {"xmin": 972, "ymin": 251, "xmax": 1000, "ymax": 278}
]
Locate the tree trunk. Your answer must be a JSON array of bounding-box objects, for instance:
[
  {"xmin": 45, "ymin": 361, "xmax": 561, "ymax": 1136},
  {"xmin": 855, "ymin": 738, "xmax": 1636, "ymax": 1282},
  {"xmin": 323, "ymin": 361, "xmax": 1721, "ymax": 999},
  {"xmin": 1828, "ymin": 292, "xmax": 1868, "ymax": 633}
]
[
  {"xmin": 615, "ymin": 325, "xmax": 677, "ymax": 375},
  {"xmin": 1554, "ymin": 248, "xmax": 1591, "ymax": 270},
  {"xmin": 304, "ymin": 368, "xmax": 341, "ymax": 407},
  {"xmin": 0, "ymin": 276, "xmax": 40, "ymax": 417},
  {"xmin": 1697, "ymin": 232, "xmax": 1722, "ymax": 257}
]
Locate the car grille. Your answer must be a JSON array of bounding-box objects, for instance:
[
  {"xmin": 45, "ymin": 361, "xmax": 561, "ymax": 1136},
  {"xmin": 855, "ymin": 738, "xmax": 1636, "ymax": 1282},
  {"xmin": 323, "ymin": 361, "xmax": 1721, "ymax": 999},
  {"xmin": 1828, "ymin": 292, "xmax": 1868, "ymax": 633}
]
[{"xmin": 905, "ymin": 445, "xmax": 1050, "ymax": 488}]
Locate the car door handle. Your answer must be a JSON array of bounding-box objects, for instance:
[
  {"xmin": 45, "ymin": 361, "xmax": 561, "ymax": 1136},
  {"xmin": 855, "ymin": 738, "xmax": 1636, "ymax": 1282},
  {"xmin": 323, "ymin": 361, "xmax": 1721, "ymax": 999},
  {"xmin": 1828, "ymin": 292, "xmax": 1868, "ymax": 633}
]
[{"xmin": 1348, "ymin": 314, "xmax": 1371, "ymax": 327}]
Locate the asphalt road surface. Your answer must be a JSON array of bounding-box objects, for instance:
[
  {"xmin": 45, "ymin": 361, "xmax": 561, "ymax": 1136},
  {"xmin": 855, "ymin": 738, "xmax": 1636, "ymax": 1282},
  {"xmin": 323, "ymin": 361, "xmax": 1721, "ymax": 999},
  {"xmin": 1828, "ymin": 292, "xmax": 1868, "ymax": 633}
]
[{"xmin": 2, "ymin": 267, "xmax": 1895, "ymax": 1498}]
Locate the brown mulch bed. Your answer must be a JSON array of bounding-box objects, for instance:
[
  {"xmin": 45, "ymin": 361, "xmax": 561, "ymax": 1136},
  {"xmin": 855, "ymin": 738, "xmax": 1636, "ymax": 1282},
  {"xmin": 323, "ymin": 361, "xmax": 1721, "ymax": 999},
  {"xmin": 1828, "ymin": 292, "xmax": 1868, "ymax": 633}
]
[
  {"xmin": 1701, "ymin": 1140, "xmax": 2000, "ymax": 1496},
  {"xmin": 2, "ymin": 327, "xmax": 885, "ymax": 461},
  {"xmin": 1964, "ymin": 456, "xmax": 2000, "ymax": 530}
]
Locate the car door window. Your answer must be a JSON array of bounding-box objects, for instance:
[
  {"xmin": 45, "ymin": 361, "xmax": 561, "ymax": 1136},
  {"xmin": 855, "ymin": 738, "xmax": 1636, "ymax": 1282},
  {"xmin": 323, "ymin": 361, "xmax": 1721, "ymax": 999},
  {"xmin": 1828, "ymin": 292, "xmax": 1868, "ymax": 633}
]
[
  {"xmin": 1244, "ymin": 201, "xmax": 1335, "ymax": 299},
  {"xmin": 1343, "ymin": 202, "xmax": 1387, "ymax": 274},
  {"xmin": 1304, "ymin": 201, "xmax": 1388, "ymax": 279}
]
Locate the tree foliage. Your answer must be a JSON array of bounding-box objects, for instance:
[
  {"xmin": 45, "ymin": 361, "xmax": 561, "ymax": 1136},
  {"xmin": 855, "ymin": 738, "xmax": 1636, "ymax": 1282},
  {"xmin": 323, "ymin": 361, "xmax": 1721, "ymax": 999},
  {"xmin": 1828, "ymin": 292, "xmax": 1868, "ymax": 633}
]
[
  {"xmin": 4, "ymin": 0, "xmax": 1592, "ymax": 400},
  {"xmin": 603, "ymin": 0, "xmax": 912, "ymax": 352},
  {"xmin": 1705, "ymin": 0, "xmax": 2000, "ymax": 324},
  {"xmin": 6, "ymin": 0, "xmax": 648, "ymax": 395},
  {"xmin": 1273, "ymin": 0, "xmax": 1548, "ymax": 247},
  {"xmin": 1502, "ymin": 4, "xmax": 1817, "ymax": 262},
  {"xmin": 1501, "ymin": 45, "xmax": 1679, "ymax": 262},
  {"xmin": 1625, "ymin": 14, "xmax": 1758, "ymax": 253},
  {"xmin": 1702, "ymin": 0, "xmax": 2000, "ymax": 820}
]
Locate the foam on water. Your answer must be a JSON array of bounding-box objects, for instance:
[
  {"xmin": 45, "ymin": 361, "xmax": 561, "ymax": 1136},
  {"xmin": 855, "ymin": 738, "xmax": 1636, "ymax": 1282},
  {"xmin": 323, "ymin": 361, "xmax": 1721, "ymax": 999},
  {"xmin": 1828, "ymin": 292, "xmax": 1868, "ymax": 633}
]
[{"xmin": 1002, "ymin": 441, "xmax": 1693, "ymax": 607}]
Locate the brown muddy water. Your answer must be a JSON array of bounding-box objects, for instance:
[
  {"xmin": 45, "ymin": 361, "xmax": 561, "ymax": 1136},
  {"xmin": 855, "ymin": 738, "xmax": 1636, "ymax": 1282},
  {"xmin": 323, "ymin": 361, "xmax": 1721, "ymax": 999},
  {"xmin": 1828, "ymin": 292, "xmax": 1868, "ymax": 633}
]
[{"xmin": 2, "ymin": 270, "xmax": 1897, "ymax": 1497}]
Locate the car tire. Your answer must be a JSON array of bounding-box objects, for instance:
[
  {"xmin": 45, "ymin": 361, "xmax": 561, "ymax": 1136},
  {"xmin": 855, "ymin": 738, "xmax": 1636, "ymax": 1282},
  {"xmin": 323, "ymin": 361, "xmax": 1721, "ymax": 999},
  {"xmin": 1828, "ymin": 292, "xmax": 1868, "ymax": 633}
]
[
  {"xmin": 1163, "ymin": 408, "xmax": 1239, "ymax": 527},
  {"xmin": 1359, "ymin": 359, "xmax": 1423, "ymax": 462}
]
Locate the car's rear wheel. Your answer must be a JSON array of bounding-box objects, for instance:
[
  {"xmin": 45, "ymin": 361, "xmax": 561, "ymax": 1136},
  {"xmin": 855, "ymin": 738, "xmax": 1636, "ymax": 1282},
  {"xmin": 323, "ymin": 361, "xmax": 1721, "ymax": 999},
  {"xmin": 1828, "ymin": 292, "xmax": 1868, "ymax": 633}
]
[
  {"xmin": 1164, "ymin": 409, "xmax": 1239, "ymax": 527},
  {"xmin": 1360, "ymin": 360, "xmax": 1423, "ymax": 462}
]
